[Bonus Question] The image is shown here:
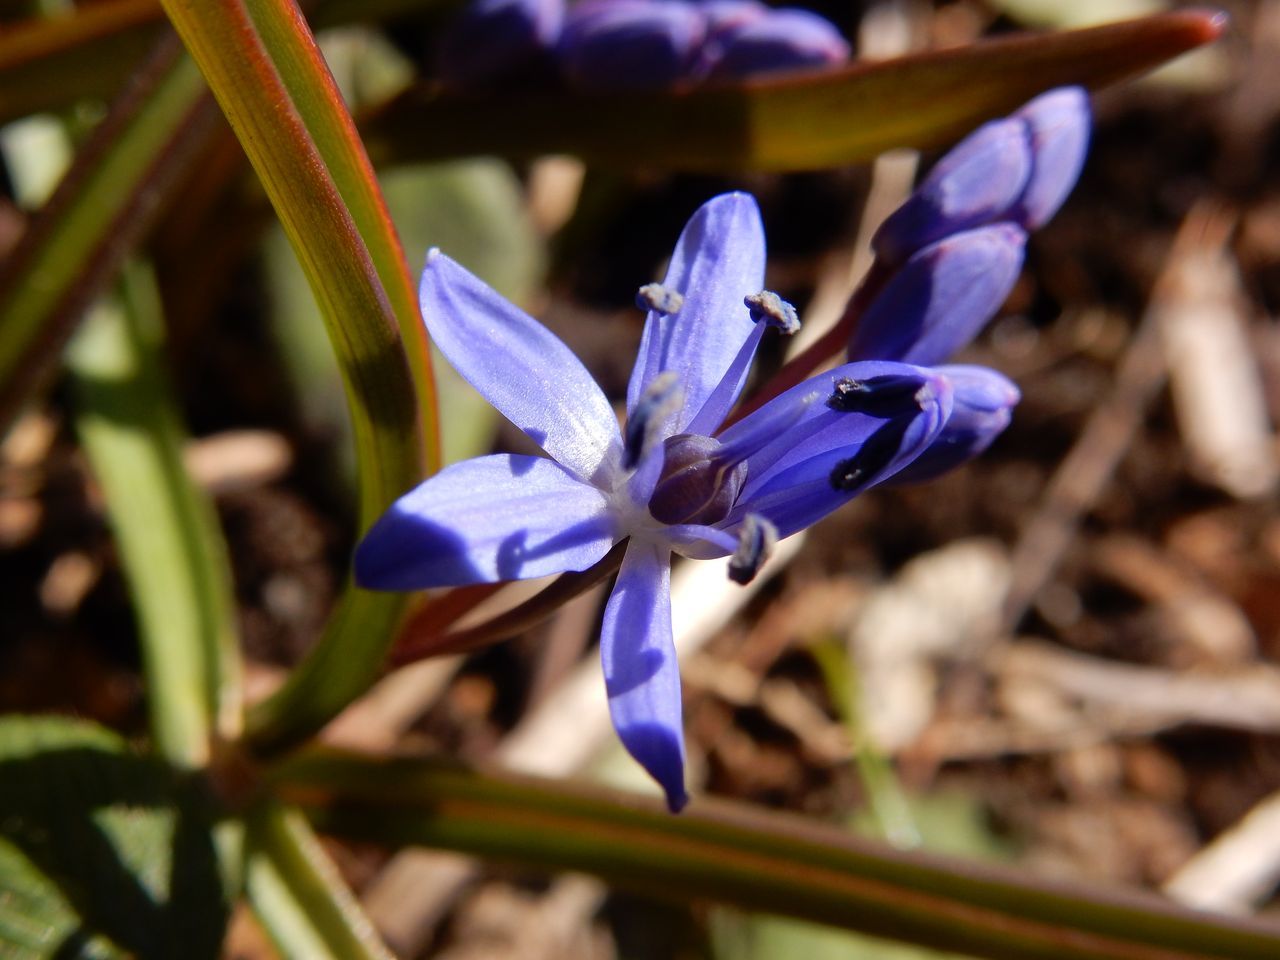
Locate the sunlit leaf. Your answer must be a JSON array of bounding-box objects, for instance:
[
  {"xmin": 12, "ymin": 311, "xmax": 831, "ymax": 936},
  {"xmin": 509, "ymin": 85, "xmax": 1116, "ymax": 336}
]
[
  {"xmin": 157, "ymin": 0, "xmax": 435, "ymax": 754},
  {"xmin": 0, "ymin": 716, "xmax": 230, "ymax": 960},
  {"xmin": 363, "ymin": 10, "xmax": 1226, "ymax": 172},
  {"xmin": 68, "ymin": 260, "xmax": 241, "ymax": 767}
]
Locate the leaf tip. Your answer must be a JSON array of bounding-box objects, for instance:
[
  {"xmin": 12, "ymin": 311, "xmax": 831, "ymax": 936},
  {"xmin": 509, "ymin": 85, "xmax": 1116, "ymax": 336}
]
[{"xmin": 1179, "ymin": 7, "xmax": 1231, "ymax": 45}]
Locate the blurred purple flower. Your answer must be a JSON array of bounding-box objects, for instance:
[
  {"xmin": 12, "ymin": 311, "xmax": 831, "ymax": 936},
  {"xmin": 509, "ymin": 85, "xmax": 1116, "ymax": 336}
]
[
  {"xmin": 355, "ymin": 193, "xmax": 955, "ymax": 810},
  {"xmin": 559, "ymin": 0, "xmax": 708, "ymax": 90},
  {"xmin": 438, "ymin": 0, "xmax": 565, "ymax": 88},
  {"xmin": 705, "ymin": 6, "xmax": 850, "ymax": 79}
]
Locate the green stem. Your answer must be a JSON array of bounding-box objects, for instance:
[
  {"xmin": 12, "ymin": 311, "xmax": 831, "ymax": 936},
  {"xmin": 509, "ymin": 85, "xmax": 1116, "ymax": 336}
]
[
  {"xmin": 273, "ymin": 749, "xmax": 1280, "ymax": 960},
  {"xmin": 244, "ymin": 801, "xmax": 393, "ymax": 960}
]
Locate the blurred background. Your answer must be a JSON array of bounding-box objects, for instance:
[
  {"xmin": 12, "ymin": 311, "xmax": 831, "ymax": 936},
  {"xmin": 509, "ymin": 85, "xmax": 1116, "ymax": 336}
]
[{"xmin": 1, "ymin": 0, "xmax": 1278, "ymax": 957}]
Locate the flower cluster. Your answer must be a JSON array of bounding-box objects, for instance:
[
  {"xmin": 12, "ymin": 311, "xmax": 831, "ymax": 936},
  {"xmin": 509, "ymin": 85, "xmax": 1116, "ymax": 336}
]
[
  {"xmin": 355, "ymin": 88, "xmax": 1090, "ymax": 811},
  {"xmin": 439, "ymin": 0, "xmax": 849, "ymax": 90}
]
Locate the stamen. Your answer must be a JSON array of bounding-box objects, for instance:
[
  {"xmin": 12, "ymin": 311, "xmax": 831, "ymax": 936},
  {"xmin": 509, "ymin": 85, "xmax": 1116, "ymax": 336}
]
[
  {"xmin": 826, "ymin": 374, "xmax": 930, "ymax": 417},
  {"xmin": 624, "ymin": 372, "xmax": 682, "ymax": 469},
  {"xmin": 637, "ymin": 283, "xmax": 684, "ymax": 314},
  {"xmin": 728, "ymin": 513, "xmax": 778, "ymax": 585},
  {"xmin": 744, "ymin": 290, "xmax": 800, "ymax": 334},
  {"xmin": 828, "ymin": 418, "xmax": 913, "ymax": 491}
]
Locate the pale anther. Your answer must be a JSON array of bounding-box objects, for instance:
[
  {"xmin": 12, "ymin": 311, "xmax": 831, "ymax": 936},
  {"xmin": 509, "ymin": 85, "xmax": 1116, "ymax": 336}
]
[
  {"xmin": 744, "ymin": 290, "xmax": 800, "ymax": 334},
  {"xmin": 637, "ymin": 283, "xmax": 685, "ymax": 314}
]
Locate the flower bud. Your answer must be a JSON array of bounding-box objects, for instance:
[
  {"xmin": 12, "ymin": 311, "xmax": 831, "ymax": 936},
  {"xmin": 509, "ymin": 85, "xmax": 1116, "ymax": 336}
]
[
  {"xmin": 706, "ymin": 7, "xmax": 850, "ymax": 79},
  {"xmin": 888, "ymin": 365, "xmax": 1019, "ymax": 483},
  {"xmin": 849, "ymin": 223, "xmax": 1026, "ymax": 366},
  {"xmin": 871, "ymin": 118, "xmax": 1032, "ymax": 265},
  {"xmin": 438, "ymin": 0, "xmax": 564, "ymax": 88},
  {"xmin": 1011, "ymin": 86, "xmax": 1091, "ymax": 230},
  {"xmin": 559, "ymin": 0, "xmax": 706, "ymax": 91}
]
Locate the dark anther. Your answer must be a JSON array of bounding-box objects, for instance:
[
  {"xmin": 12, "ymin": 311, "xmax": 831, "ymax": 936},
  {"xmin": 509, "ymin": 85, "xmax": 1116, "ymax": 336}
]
[
  {"xmin": 744, "ymin": 290, "xmax": 800, "ymax": 334},
  {"xmin": 827, "ymin": 374, "xmax": 928, "ymax": 417},
  {"xmin": 637, "ymin": 283, "xmax": 684, "ymax": 314},
  {"xmin": 624, "ymin": 372, "xmax": 681, "ymax": 469},
  {"xmin": 728, "ymin": 513, "xmax": 778, "ymax": 585},
  {"xmin": 828, "ymin": 418, "xmax": 913, "ymax": 492}
]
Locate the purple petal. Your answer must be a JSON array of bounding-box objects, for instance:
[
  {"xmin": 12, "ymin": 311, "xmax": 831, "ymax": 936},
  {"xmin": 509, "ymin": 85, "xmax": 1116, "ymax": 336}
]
[
  {"xmin": 888, "ymin": 364, "xmax": 1019, "ymax": 484},
  {"xmin": 354, "ymin": 455, "xmax": 616, "ymax": 589},
  {"xmin": 848, "ymin": 223, "xmax": 1026, "ymax": 366},
  {"xmin": 721, "ymin": 360, "xmax": 937, "ymax": 484},
  {"xmin": 871, "ymin": 119, "xmax": 1032, "ymax": 265},
  {"xmin": 706, "ymin": 8, "xmax": 850, "ymax": 80},
  {"xmin": 421, "ymin": 251, "xmax": 622, "ymax": 483},
  {"xmin": 601, "ymin": 540, "xmax": 688, "ymax": 811},
  {"xmin": 730, "ymin": 366, "xmax": 952, "ymax": 538},
  {"xmin": 559, "ymin": 0, "xmax": 706, "ymax": 91},
  {"xmin": 438, "ymin": 0, "xmax": 564, "ymax": 88},
  {"xmin": 683, "ymin": 319, "xmax": 765, "ymax": 437},
  {"xmin": 627, "ymin": 192, "xmax": 767, "ymax": 435},
  {"xmin": 1012, "ymin": 86, "xmax": 1091, "ymax": 230}
]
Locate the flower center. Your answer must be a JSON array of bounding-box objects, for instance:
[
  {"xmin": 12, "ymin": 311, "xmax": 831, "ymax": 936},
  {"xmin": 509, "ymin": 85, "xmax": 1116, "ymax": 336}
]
[{"xmin": 647, "ymin": 433, "xmax": 747, "ymax": 525}]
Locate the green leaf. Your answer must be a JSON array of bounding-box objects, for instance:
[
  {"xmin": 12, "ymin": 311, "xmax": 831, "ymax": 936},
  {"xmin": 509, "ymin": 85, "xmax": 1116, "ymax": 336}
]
[
  {"xmin": 363, "ymin": 10, "xmax": 1226, "ymax": 172},
  {"xmin": 67, "ymin": 260, "xmax": 241, "ymax": 768},
  {"xmin": 272, "ymin": 748, "xmax": 1280, "ymax": 960},
  {"xmin": 244, "ymin": 803, "xmax": 394, "ymax": 960},
  {"xmin": 157, "ymin": 0, "xmax": 436, "ymax": 753},
  {"xmin": 266, "ymin": 155, "xmax": 544, "ymax": 472},
  {"xmin": 0, "ymin": 38, "xmax": 218, "ymax": 436},
  {"xmin": 0, "ymin": 715, "xmax": 231, "ymax": 960}
]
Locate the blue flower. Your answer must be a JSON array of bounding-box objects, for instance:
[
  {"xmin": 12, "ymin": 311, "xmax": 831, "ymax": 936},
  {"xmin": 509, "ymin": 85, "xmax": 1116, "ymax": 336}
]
[{"xmin": 355, "ymin": 192, "xmax": 957, "ymax": 810}]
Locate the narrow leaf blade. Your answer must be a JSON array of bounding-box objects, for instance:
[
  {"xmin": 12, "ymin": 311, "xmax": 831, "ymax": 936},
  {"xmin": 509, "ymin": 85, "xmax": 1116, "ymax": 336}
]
[
  {"xmin": 68, "ymin": 261, "xmax": 241, "ymax": 767},
  {"xmin": 0, "ymin": 39, "xmax": 219, "ymax": 435},
  {"xmin": 156, "ymin": 0, "xmax": 431, "ymax": 752},
  {"xmin": 245, "ymin": 803, "xmax": 394, "ymax": 960},
  {"xmin": 364, "ymin": 10, "xmax": 1226, "ymax": 171},
  {"xmin": 273, "ymin": 749, "xmax": 1280, "ymax": 960}
]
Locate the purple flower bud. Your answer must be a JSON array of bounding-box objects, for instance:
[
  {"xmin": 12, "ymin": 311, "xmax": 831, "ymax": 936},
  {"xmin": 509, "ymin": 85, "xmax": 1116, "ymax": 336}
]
[
  {"xmin": 438, "ymin": 0, "xmax": 565, "ymax": 88},
  {"xmin": 702, "ymin": 0, "xmax": 769, "ymax": 33},
  {"xmin": 888, "ymin": 365, "xmax": 1019, "ymax": 483},
  {"xmin": 849, "ymin": 223, "xmax": 1026, "ymax": 366},
  {"xmin": 559, "ymin": 0, "xmax": 707, "ymax": 91},
  {"xmin": 871, "ymin": 119, "xmax": 1032, "ymax": 265},
  {"xmin": 1011, "ymin": 86, "xmax": 1091, "ymax": 230},
  {"xmin": 871, "ymin": 87, "xmax": 1091, "ymax": 262},
  {"xmin": 706, "ymin": 7, "xmax": 850, "ymax": 80}
]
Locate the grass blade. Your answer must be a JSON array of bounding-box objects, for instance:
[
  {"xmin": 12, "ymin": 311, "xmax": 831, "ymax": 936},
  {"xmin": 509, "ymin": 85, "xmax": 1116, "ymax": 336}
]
[
  {"xmin": 274, "ymin": 749, "xmax": 1280, "ymax": 960},
  {"xmin": 0, "ymin": 37, "xmax": 219, "ymax": 436},
  {"xmin": 67, "ymin": 260, "xmax": 241, "ymax": 766},
  {"xmin": 245, "ymin": 802, "xmax": 393, "ymax": 960}
]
